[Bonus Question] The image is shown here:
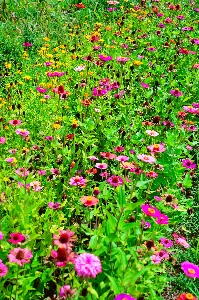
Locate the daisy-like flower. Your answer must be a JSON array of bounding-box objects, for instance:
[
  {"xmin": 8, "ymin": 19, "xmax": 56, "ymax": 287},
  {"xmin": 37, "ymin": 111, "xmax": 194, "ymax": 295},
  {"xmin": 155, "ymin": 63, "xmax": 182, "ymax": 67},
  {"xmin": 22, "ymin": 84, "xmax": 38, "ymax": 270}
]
[
  {"xmin": 45, "ymin": 136, "xmax": 54, "ymax": 140},
  {"xmin": 59, "ymin": 285, "xmax": 76, "ymax": 299},
  {"xmin": 147, "ymin": 47, "xmax": 156, "ymax": 51},
  {"xmin": 141, "ymin": 220, "xmax": 151, "ymax": 230},
  {"xmin": 8, "ymin": 148, "xmax": 17, "ymax": 154},
  {"xmin": 114, "ymin": 146, "xmax": 124, "ymax": 152},
  {"xmin": 38, "ymin": 170, "xmax": 46, "ymax": 176},
  {"xmin": 107, "ymin": 175, "xmax": 124, "ymax": 187},
  {"xmin": 114, "ymin": 294, "xmax": 136, "ymax": 300},
  {"xmin": 74, "ymin": 65, "xmax": 86, "ymax": 72},
  {"xmin": 155, "ymin": 214, "xmax": 169, "ymax": 225},
  {"xmin": 74, "ymin": 253, "xmax": 102, "ymax": 278},
  {"xmin": 15, "ymin": 129, "xmax": 30, "ymax": 137},
  {"xmin": 147, "ymin": 143, "xmax": 166, "ymax": 154},
  {"xmin": 8, "ymin": 248, "xmax": 33, "ymax": 266},
  {"xmin": 9, "ymin": 120, "xmax": 22, "ymax": 126},
  {"xmin": 182, "ymin": 159, "xmax": 197, "ymax": 169},
  {"xmin": 8, "ymin": 233, "xmax": 25, "ymax": 244},
  {"xmin": 141, "ymin": 204, "xmax": 161, "ymax": 217},
  {"xmin": 151, "ymin": 254, "xmax": 162, "ymax": 264},
  {"xmin": 0, "ymin": 260, "xmax": 8, "ymax": 277},
  {"xmin": 5, "ymin": 157, "xmax": 17, "ymax": 164},
  {"xmin": 30, "ymin": 181, "xmax": 43, "ymax": 192},
  {"xmin": 48, "ymin": 202, "xmax": 61, "ymax": 210},
  {"xmin": 53, "ymin": 230, "xmax": 76, "ymax": 249},
  {"xmin": 15, "ymin": 168, "xmax": 29, "ymax": 177},
  {"xmin": 92, "ymin": 87, "xmax": 107, "ymax": 97},
  {"xmin": 36, "ymin": 86, "xmax": 47, "ymax": 93},
  {"xmin": 100, "ymin": 152, "xmax": 117, "ymax": 160},
  {"xmin": 69, "ymin": 176, "xmax": 87, "ymax": 187},
  {"xmin": 160, "ymin": 238, "xmax": 173, "ymax": 248},
  {"xmin": 98, "ymin": 54, "xmax": 112, "ymax": 61},
  {"xmin": 176, "ymin": 238, "xmax": 190, "ymax": 248},
  {"xmin": 116, "ymin": 155, "xmax": 129, "ymax": 162},
  {"xmin": 51, "ymin": 247, "xmax": 76, "ymax": 268},
  {"xmin": 116, "ymin": 57, "xmax": 130, "ymax": 63},
  {"xmin": 0, "ymin": 232, "xmax": 4, "ymax": 240},
  {"xmin": 183, "ymin": 106, "xmax": 199, "ymax": 115},
  {"xmin": 137, "ymin": 154, "xmax": 156, "ymax": 164},
  {"xmin": 80, "ymin": 196, "xmax": 99, "ymax": 207},
  {"xmin": 88, "ymin": 156, "xmax": 98, "ymax": 161},
  {"xmin": 146, "ymin": 171, "xmax": 158, "ymax": 178},
  {"xmin": 181, "ymin": 262, "xmax": 199, "ymax": 278},
  {"xmin": 177, "ymin": 292, "xmax": 197, "ymax": 300},
  {"xmin": 140, "ymin": 82, "xmax": 150, "ymax": 88},
  {"xmin": 107, "ymin": 0, "xmax": 119, "ymax": 4},
  {"xmin": 170, "ymin": 89, "xmax": 183, "ymax": 97},
  {"xmin": 95, "ymin": 163, "xmax": 108, "ymax": 169}
]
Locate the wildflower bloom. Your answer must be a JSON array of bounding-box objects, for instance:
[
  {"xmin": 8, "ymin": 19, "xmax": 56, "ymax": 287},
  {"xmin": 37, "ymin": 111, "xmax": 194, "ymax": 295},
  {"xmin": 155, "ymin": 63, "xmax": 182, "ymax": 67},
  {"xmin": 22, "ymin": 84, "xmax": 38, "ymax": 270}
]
[
  {"xmin": 0, "ymin": 260, "xmax": 8, "ymax": 277},
  {"xmin": 51, "ymin": 247, "xmax": 76, "ymax": 267},
  {"xmin": 137, "ymin": 154, "xmax": 156, "ymax": 164},
  {"xmin": 48, "ymin": 202, "xmax": 61, "ymax": 210},
  {"xmin": 23, "ymin": 42, "xmax": 32, "ymax": 47},
  {"xmin": 45, "ymin": 136, "xmax": 53, "ymax": 140},
  {"xmin": 176, "ymin": 238, "xmax": 190, "ymax": 248},
  {"xmin": 30, "ymin": 181, "xmax": 42, "ymax": 192},
  {"xmin": 8, "ymin": 233, "xmax": 25, "ymax": 244},
  {"xmin": 181, "ymin": 262, "xmax": 199, "ymax": 278},
  {"xmin": 98, "ymin": 54, "xmax": 112, "ymax": 61},
  {"xmin": 147, "ymin": 143, "xmax": 166, "ymax": 153},
  {"xmin": 36, "ymin": 86, "xmax": 47, "ymax": 93},
  {"xmin": 151, "ymin": 254, "xmax": 162, "ymax": 264},
  {"xmin": 155, "ymin": 214, "xmax": 169, "ymax": 225},
  {"xmin": 160, "ymin": 238, "xmax": 173, "ymax": 248},
  {"xmin": 177, "ymin": 293, "xmax": 197, "ymax": 300},
  {"xmin": 146, "ymin": 130, "xmax": 159, "ymax": 137},
  {"xmin": 59, "ymin": 285, "xmax": 76, "ymax": 299},
  {"xmin": 116, "ymin": 155, "xmax": 129, "ymax": 162},
  {"xmin": 146, "ymin": 171, "xmax": 158, "ymax": 178},
  {"xmin": 114, "ymin": 146, "xmax": 124, "ymax": 152},
  {"xmin": 140, "ymin": 82, "xmax": 150, "ymax": 88},
  {"xmin": 100, "ymin": 152, "xmax": 117, "ymax": 160},
  {"xmin": 38, "ymin": 170, "xmax": 46, "ymax": 176},
  {"xmin": 0, "ymin": 232, "xmax": 4, "ymax": 240},
  {"xmin": 170, "ymin": 89, "xmax": 183, "ymax": 97},
  {"xmin": 107, "ymin": 175, "xmax": 124, "ymax": 187},
  {"xmin": 5, "ymin": 157, "xmax": 17, "ymax": 164},
  {"xmin": 53, "ymin": 230, "xmax": 76, "ymax": 249},
  {"xmin": 8, "ymin": 248, "xmax": 33, "ymax": 266},
  {"xmin": 141, "ymin": 204, "xmax": 161, "ymax": 217},
  {"xmin": 95, "ymin": 163, "xmax": 108, "ymax": 169},
  {"xmin": 69, "ymin": 176, "xmax": 87, "ymax": 187},
  {"xmin": 15, "ymin": 129, "xmax": 30, "ymax": 137},
  {"xmin": 74, "ymin": 65, "xmax": 86, "ymax": 72},
  {"xmin": 182, "ymin": 159, "xmax": 197, "ymax": 169},
  {"xmin": 15, "ymin": 168, "xmax": 29, "ymax": 177},
  {"xmin": 74, "ymin": 253, "xmax": 102, "ymax": 278},
  {"xmin": 50, "ymin": 168, "xmax": 60, "ymax": 176},
  {"xmin": 107, "ymin": 0, "xmax": 119, "ymax": 4},
  {"xmin": 92, "ymin": 87, "xmax": 107, "ymax": 97},
  {"xmin": 114, "ymin": 294, "xmax": 136, "ymax": 300},
  {"xmin": 9, "ymin": 120, "xmax": 22, "ymax": 126},
  {"xmin": 116, "ymin": 57, "xmax": 130, "ymax": 63},
  {"xmin": 80, "ymin": 196, "xmax": 99, "ymax": 207},
  {"xmin": 89, "ymin": 156, "xmax": 98, "ymax": 161}
]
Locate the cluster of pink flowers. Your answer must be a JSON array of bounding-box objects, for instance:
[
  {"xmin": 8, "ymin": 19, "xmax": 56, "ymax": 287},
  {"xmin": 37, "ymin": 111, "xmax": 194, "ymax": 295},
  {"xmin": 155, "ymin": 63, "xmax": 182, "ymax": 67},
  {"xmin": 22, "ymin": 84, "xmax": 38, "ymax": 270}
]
[
  {"xmin": 92, "ymin": 78, "xmax": 120, "ymax": 97},
  {"xmin": 141, "ymin": 204, "xmax": 169, "ymax": 225}
]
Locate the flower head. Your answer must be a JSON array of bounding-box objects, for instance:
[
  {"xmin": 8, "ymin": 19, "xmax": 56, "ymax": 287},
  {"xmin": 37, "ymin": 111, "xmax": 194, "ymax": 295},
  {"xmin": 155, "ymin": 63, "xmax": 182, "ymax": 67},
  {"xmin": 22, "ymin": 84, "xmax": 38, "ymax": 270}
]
[
  {"xmin": 80, "ymin": 196, "xmax": 99, "ymax": 207},
  {"xmin": 182, "ymin": 159, "xmax": 197, "ymax": 169},
  {"xmin": 15, "ymin": 129, "xmax": 30, "ymax": 137},
  {"xmin": 155, "ymin": 214, "xmax": 169, "ymax": 225},
  {"xmin": 107, "ymin": 175, "xmax": 124, "ymax": 187},
  {"xmin": 170, "ymin": 89, "xmax": 183, "ymax": 97},
  {"xmin": 176, "ymin": 238, "xmax": 190, "ymax": 248},
  {"xmin": 181, "ymin": 261, "xmax": 199, "ymax": 278},
  {"xmin": 9, "ymin": 120, "xmax": 22, "ymax": 126},
  {"xmin": 8, "ymin": 248, "xmax": 33, "ymax": 266},
  {"xmin": 8, "ymin": 233, "xmax": 25, "ymax": 244},
  {"xmin": 53, "ymin": 230, "xmax": 76, "ymax": 249},
  {"xmin": 147, "ymin": 143, "xmax": 166, "ymax": 154},
  {"xmin": 51, "ymin": 247, "xmax": 76, "ymax": 267},
  {"xmin": 177, "ymin": 293, "xmax": 197, "ymax": 300},
  {"xmin": 0, "ymin": 137, "xmax": 6, "ymax": 144},
  {"xmin": 95, "ymin": 163, "xmax": 108, "ymax": 169},
  {"xmin": 69, "ymin": 176, "xmax": 87, "ymax": 187},
  {"xmin": 59, "ymin": 285, "xmax": 76, "ymax": 299},
  {"xmin": 48, "ymin": 202, "xmax": 61, "ymax": 210},
  {"xmin": 137, "ymin": 154, "xmax": 156, "ymax": 164},
  {"xmin": 74, "ymin": 253, "xmax": 102, "ymax": 278},
  {"xmin": 15, "ymin": 168, "xmax": 29, "ymax": 177},
  {"xmin": 0, "ymin": 260, "xmax": 8, "ymax": 277},
  {"xmin": 114, "ymin": 294, "xmax": 136, "ymax": 300},
  {"xmin": 141, "ymin": 204, "xmax": 161, "ymax": 217},
  {"xmin": 160, "ymin": 238, "xmax": 173, "ymax": 248}
]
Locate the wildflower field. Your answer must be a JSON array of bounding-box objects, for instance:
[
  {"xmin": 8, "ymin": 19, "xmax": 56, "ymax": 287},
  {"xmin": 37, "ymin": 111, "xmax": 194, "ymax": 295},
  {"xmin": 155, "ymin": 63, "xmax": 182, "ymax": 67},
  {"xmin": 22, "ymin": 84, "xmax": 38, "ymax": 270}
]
[{"xmin": 1, "ymin": 0, "xmax": 199, "ymax": 299}]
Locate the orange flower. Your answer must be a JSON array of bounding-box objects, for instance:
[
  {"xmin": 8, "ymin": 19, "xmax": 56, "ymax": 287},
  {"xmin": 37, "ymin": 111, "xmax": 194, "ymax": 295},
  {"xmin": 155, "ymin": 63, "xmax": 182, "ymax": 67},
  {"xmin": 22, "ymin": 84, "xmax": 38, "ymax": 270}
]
[{"xmin": 80, "ymin": 196, "xmax": 99, "ymax": 207}]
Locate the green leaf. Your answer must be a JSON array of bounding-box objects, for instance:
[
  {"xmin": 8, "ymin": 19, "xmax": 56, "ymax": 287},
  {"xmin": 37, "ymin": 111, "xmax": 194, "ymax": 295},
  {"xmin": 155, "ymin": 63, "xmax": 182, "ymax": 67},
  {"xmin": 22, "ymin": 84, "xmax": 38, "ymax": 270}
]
[
  {"xmin": 136, "ymin": 179, "xmax": 152, "ymax": 189},
  {"xmin": 182, "ymin": 173, "xmax": 192, "ymax": 188},
  {"xmin": 87, "ymin": 286, "xmax": 99, "ymax": 298},
  {"xmin": 105, "ymin": 274, "xmax": 121, "ymax": 294},
  {"xmin": 116, "ymin": 186, "xmax": 126, "ymax": 208}
]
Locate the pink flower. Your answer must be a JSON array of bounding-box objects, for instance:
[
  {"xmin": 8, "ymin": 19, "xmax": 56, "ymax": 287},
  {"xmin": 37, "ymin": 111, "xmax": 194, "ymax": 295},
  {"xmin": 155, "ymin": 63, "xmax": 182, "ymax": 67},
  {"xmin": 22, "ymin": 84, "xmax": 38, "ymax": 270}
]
[
  {"xmin": 186, "ymin": 145, "xmax": 193, "ymax": 150},
  {"xmin": 15, "ymin": 168, "xmax": 29, "ymax": 177},
  {"xmin": 8, "ymin": 248, "xmax": 33, "ymax": 266},
  {"xmin": 147, "ymin": 47, "xmax": 156, "ymax": 51},
  {"xmin": 160, "ymin": 238, "xmax": 173, "ymax": 248},
  {"xmin": 100, "ymin": 152, "xmax": 117, "ymax": 159},
  {"xmin": 74, "ymin": 65, "xmax": 86, "ymax": 72},
  {"xmin": 30, "ymin": 181, "xmax": 43, "ymax": 192},
  {"xmin": 181, "ymin": 261, "xmax": 199, "ymax": 278},
  {"xmin": 88, "ymin": 156, "xmax": 98, "ymax": 161},
  {"xmin": 80, "ymin": 196, "xmax": 99, "ymax": 207},
  {"xmin": 137, "ymin": 154, "xmax": 156, "ymax": 164},
  {"xmin": 8, "ymin": 149, "xmax": 17, "ymax": 154},
  {"xmin": 48, "ymin": 202, "xmax": 61, "ymax": 210},
  {"xmin": 45, "ymin": 136, "xmax": 53, "ymax": 140},
  {"xmin": 95, "ymin": 163, "xmax": 108, "ymax": 169},
  {"xmin": 23, "ymin": 42, "xmax": 32, "ymax": 47},
  {"xmin": 170, "ymin": 89, "xmax": 183, "ymax": 97},
  {"xmin": 176, "ymin": 238, "xmax": 190, "ymax": 248},
  {"xmin": 74, "ymin": 253, "xmax": 102, "ymax": 278},
  {"xmin": 147, "ymin": 143, "xmax": 166, "ymax": 153},
  {"xmin": 155, "ymin": 214, "xmax": 169, "ymax": 225},
  {"xmin": 36, "ymin": 86, "xmax": 47, "ymax": 93},
  {"xmin": 146, "ymin": 171, "xmax": 158, "ymax": 178},
  {"xmin": 8, "ymin": 233, "xmax": 25, "ymax": 244},
  {"xmin": 176, "ymin": 15, "xmax": 184, "ymax": 20},
  {"xmin": 0, "ymin": 232, "xmax": 4, "ymax": 240},
  {"xmin": 154, "ymin": 196, "xmax": 162, "ymax": 201},
  {"xmin": 9, "ymin": 120, "xmax": 22, "ymax": 126},
  {"xmin": 141, "ymin": 204, "xmax": 161, "ymax": 217},
  {"xmin": 5, "ymin": 157, "xmax": 16, "ymax": 163},
  {"xmin": 116, "ymin": 57, "xmax": 130, "ymax": 63},
  {"xmin": 45, "ymin": 62, "xmax": 53, "ymax": 66},
  {"xmin": 116, "ymin": 155, "xmax": 129, "ymax": 162},
  {"xmin": 114, "ymin": 146, "xmax": 124, "ymax": 152},
  {"xmin": 69, "ymin": 176, "xmax": 87, "ymax": 187},
  {"xmin": 0, "ymin": 260, "xmax": 8, "ymax": 277},
  {"xmin": 140, "ymin": 82, "xmax": 150, "ymax": 88},
  {"xmin": 44, "ymin": 94, "xmax": 50, "ymax": 99},
  {"xmin": 98, "ymin": 54, "xmax": 112, "ymax": 61},
  {"xmin": 92, "ymin": 87, "xmax": 107, "ymax": 97},
  {"xmin": 51, "ymin": 247, "xmax": 76, "ymax": 267},
  {"xmin": 107, "ymin": 175, "xmax": 124, "ymax": 187},
  {"xmin": 146, "ymin": 130, "xmax": 159, "ymax": 137},
  {"xmin": 50, "ymin": 168, "xmax": 60, "ymax": 176},
  {"xmin": 107, "ymin": 0, "xmax": 119, "ymax": 4},
  {"xmin": 182, "ymin": 159, "xmax": 197, "ymax": 169},
  {"xmin": 114, "ymin": 294, "xmax": 136, "ymax": 300},
  {"xmin": 59, "ymin": 285, "xmax": 76, "ymax": 299},
  {"xmin": 182, "ymin": 27, "xmax": 194, "ymax": 31},
  {"xmin": 193, "ymin": 63, "xmax": 199, "ymax": 68},
  {"xmin": 38, "ymin": 170, "xmax": 46, "ymax": 176},
  {"xmin": 53, "ymin": 230, "xmax": 76, "ymax": 249},
  {"xmin": 183, "ymin": 106, "xmax": 199, "ymax": 114},
  {"xmin": 15, "ymin": 129, "xmax": 30, "ymax": 137},
  {"xmin": 151, "ymin": 254, "xmax": 162, "ymax": 264}
]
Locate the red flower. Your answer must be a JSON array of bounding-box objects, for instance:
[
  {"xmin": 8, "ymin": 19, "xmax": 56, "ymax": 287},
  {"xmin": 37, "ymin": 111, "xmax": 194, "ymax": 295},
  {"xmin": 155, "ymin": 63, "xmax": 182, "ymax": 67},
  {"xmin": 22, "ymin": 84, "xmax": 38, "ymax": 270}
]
[
  {"xmin": 8, "ymin": 233, "xmax": 25, "ymax": 244},
  {"xmin": 74, "ymin": 3, "xmax": 86, "ymax": 9}
]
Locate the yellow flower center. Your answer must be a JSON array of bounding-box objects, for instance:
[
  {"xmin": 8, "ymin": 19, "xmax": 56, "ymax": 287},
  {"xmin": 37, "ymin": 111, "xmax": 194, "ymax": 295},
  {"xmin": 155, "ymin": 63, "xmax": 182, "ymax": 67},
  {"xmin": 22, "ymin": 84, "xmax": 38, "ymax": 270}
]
[
  {"xmin": 153, "ymin": 144, "xmax": 159, "ymax": 150},
  {"xmin": 148, "ymin": 208, "xmax": 155, "ymax": 214},
  {"xmin": 188, "ymin": 268, "xmax": 195, "ymax": 275},
  {"xmin": 186, "ymin": 294, "xmax": 194, "ymax": 300},
  {"xmin": 86, "ymin": 197, "xmax": 93, "ymax": 202}
]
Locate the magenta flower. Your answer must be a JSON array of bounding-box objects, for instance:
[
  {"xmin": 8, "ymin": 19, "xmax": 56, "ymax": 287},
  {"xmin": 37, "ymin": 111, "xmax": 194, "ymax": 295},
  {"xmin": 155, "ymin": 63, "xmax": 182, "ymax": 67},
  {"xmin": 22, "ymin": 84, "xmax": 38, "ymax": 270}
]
[
  {"xmin": 182, "ymin": 27, "xmax": 194, "ymax": 31},
  {"xmin": 157, "ymin": 249, "xmax": 169, "ymax": 260},
  {"xmin": 50, "ymin": 168, "xmax": 60, "ymax": 175},
  {"xmin": 93, "ymin": 45, "xmax": 102, "ymax": 50},
  {"xmin": 59, "ymin": 285, "xmax": 76, "ymax": 299},
  {"xmin": 141, "ymin": 204, "xmax": 161, "ymax": 217},
  {"xmin": 0, "ymin": 232, "xmax": 4, "ymax": 240},
  {"xmin": 116, "ymin": 57, "xmax": 130, "ymax": 63},
  {"xmin": 23, "ymin": 42, "xmax": 32, "ymax": 47},
  {"xmin": 36, "ymin": 86, "xmax": 47, "ymax": 93},
  {"xmin": 162, "ymin": 120, "xmax": 174, "ymax": 127},
  {"xmin": 15, "ymin": 168, "xmax": 29, "ymax": 177},
  {"xmin": 114, "ymin": 90, "xmax": 125, "ymax": 98},
  {"xmin": 5, "ymin": 157, "xmax": 16, "ymax": 163},
  {"xmin": 8, "ymin": 248, "xmax": 33, "ymax": 266},
  {"xmin": 183, "ymin": 106, "xmax": 199, "ymax": 115},
  {"xmin": 140, "ymin": 82, "xmax": 150, "ymax": 89},
  {"xmin": 114, "ymin": 146, "xmax": 124, "ymax": 152},
  {"xmin": 155, "ymin": 214, "xmax": 169, "ymax": 225},
  {"xmin": 30, "ymin": 181, "xmax": 42, "ymax": 192},
  {"xmin": 8, "ymin": 233, "xmax": 25, "ymax": 244},
  {"xmin": 98, "ymin": 54, "xmax": 112, "ymax": 61},
  {"xmin": 95, "ymin": 163, "xmax": 108, "ymax": 169},
  {"xmin": 107, "ymin": 175, "xmax": 124, "ymax": 187},
  {"xmin": 176, "ymin": 238, "xmax": 190, "ymax": 248},
  {"xmin": 15, "ymin": 129, "xmax": 30, "ymax": 137},
  {"xmin": 114, "ymin": 294, "xmax": 136, "ymax": 300},
  {"xmin": 38, "ymin": 170, "xmax": 46, "ymax": 176},
  {"xmin": 181, "ymin": 262, "xmax": 199, "ymax": 278},
  {"xmin": 69, "ymin": 176, "xmax": 87, "ymax": 187},
  {"xmin": 74, "ymin": 253, "xmax": 102, "ymax": 278},
  {"xmin": 116, "ymin": 155, "xmax": 129, "ymax": 162},
  {"xmin": 45, "ymin": 61, "xmax": 53, "ymax": 66},
  {"xmin": 108, "ymin": 7, "xmax": 117, "ymax": 11},
  {"xmin": 151, "ymin": 254, "xmax": 162, "ymax": 264},
  {"xmin": 9, "ymin": 120, "xmax": 22, "ymax": 126},
  {"xmin": 160, "ymin": 238, "xmax": 173, "ymax": 248},
  {"xmin": 170, "ymin": 89, "xmax": 183, "ymax": 97},
  {"xmin": 53, "ymin": 229, "xmax": 76, "ymax": 249},
  {"xmin": 154, "ymin": 196, "xmax": 162, "ymax": 201},
  {"xmin": 141, "ymin": 220, "xmax": 151, "ymax": 230},
  {"xmin": 48, "ymin": 202, "xmax": 61, "ymax": 210},
  {"xmin": 147, "ymin": 143, "xmax": 166, "ymax": 154},
  {"xmin": 45, "ymin": 136, "xmax": 54, "ymax": 140},
  {"xmin": 51, "ymin": 247, "xmax": 76, "ymax": 267},
  {"xmin": 182, "ymin": 159, "xmax": 197, "ymax": 169},
  {"xmin": 137, "ymin": 154, "xmax": 156, "ymax": 164},
  {"xmin": 0, "ymin": 260, "xmax": 8, "ymax": 277},
  {"xmin": 92, "ymin": 87, "xmax": 107, "ymax": 97},
  {"xmin": 88, "ymin": 156, "xmax": 98, "ymax": 161},
  {"xmin": 176, "ymin": 15, "xmax": 184, "ymax": 20},
  {"xmin": 0, "ymin": 137, "xmax": 6, "ymax": 144},
  {"xmin": 146, "ymin": 171, "xmax": 158, "ymax": 178},
  {"xmin": 147, "ymin": 47, "xmax": 156, "ymax": 51}
]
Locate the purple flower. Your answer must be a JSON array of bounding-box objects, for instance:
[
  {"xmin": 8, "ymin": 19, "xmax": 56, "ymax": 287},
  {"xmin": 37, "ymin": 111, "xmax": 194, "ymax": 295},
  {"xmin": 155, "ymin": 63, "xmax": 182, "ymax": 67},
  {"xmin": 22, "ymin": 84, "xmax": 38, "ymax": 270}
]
[
  {"xmin": 114, "ymin": 294, "xmax": 136, "ymax": 300},
  {"xmin": 74, "ymin": 253, "xmax": 102, "ymax": 278},
  {"xmin": 36, "ymin": 86, "xmax": 47, "ymax": 93},
  {"xmin": 45, "ymin": 136, "xmax": 53, "ymax": 141},
  {"xmin": 141, "ymin": 220, "xmax": 151, "ymax": 230},
  {"xmin": 48, "ymin": 202, "xmax": 61, "ymax": 210},
  {"xmin": 114, "ymin": 90, "xmax": 125, "ymax": 99},
  {"xmin": 160, "ymin": 238, "xmax": 173, "ymax": 248},
  {"xmin": 140, "ymin": 82, "xmax": 150, "ymax": 89},
  {"xmin": 59, "ymin": 285, "xmax": 76, "ymax": 299},
  {"xmin": 182, "ymin": 27, "xmax": 194, "ymax": 31},
  {"xmin": 107, "ymin": 175, "xmax": 124, "ymax": 187},
  {"xmin": 23, "ymin": 42, "xmax": 32, "ymax": 47},
  {"xmin": 170, "ymin": 89, "xmax": 183, "ymax": 97},
  {"xmin": 147, "ymin": 47, "xmax": 156, "ymax": 51},
  {"xmin": 159, "ymin": 23, "xmax": 165, "ymax": 28},
  {"xmin": 98, "ymin": 54, "xmax": 112, "ymax": 61},
  {"xmin": 182, "ymin": 159, "xmax": 196, "ymax": 169},
  {"xmin": 108, "ymin": 7, "xmax": 117, "ymax": 11},
  {"xmin": 92, "ymin": 87, "xmax": 107, "ymax": 97},
  {"xmin": 181, "ymin": 261, "xmax": 199, "ymax": 278}
]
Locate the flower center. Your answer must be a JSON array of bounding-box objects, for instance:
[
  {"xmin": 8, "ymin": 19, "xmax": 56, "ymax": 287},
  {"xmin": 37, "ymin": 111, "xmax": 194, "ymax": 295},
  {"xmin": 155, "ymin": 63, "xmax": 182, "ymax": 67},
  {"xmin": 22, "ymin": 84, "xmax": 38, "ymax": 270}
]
[
  {"xmin": 153, "ymin": 144, "xmax": 159, "ymax": 150},
  {"xmin": 86, "ymin": 197, "xmax": 93, "ymax": 202},
  {"xmin": 186, "ymin": 294, "xmax": 194, "ymax": 300},
  {"xmin": 148, "ymin": 208, "xmax": 155, "ymax": 214},
  {"xmin": 59, "ymin": 233, "xmax": 69, "ymax": 243},
  {"xmin": 16, "ymin": 250, "xmax": 25, "ymax": 260},
  {"xmin": 188, "ymin": 268, "xmax": 195, "ymax": 275},
  {"xmin": 144, "ymin": 156, "xmax": 149, "ymax": 160}
]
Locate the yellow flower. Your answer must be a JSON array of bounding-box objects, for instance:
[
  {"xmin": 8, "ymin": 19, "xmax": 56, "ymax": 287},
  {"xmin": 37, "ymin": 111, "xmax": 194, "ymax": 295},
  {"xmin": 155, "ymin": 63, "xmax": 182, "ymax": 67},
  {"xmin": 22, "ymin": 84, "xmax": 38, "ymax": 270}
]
[
  {"xmin": 47, "ymin": 83, "xmax": 53, "ymax": 89},
  {"xmin": 133, "ymin": 60, "xmax": 143, "ymax": 66},
  {"xmin": 40, "ymin": 99, "xmax": 46, "ymax": 103},
  {"xmin": 53, "ymin": 47, "xmax": 59, "ymax": 52},
  {"xmin": 3, "ymin": 177, "xmax": 10, "ymax": 182},
  {"xmin": 59, "ymin": 45, "xmax": 65, "ymax": 49},
  {"xmin": 24, "ymin": 75, "xmax": 31, "ymax": 80},
  {"xmin": 53, "ymin": 123, "xmax": 61, "ymax": 129},
  {"xmin": 5, "ymin": 62, "xmax": 12, "ymax": 69},
  {"xmin": 23, "ymin": 52, "xmax": 28, "ymax": 58},
  {"xmin": 43, "ymin": 37, "xmax": 50, "ymax": 41},
  {"xmin": 71, "ymin": 54, "xmax": 77, "ymax": 59},
  {"xmin": 17, "ymin": 70, "xmax": 22, "ymax": 74},
  {"xmin": 22, "ymin": 147, "xmax": 29, "ymax": 153},
  {"xmin": 45, "ymin": 43, "xmax": 50, "ymax": 47},
  {"xmin": 46, "ymin": 53, "xmax": 53, "ymax": 58},
  {"xmin": 18, "ymin": 81, "xmax": 24, "ymax": 85},
  {"xmin": 4, "ymin": 125, "xmax": 9, "ymax": 130}
]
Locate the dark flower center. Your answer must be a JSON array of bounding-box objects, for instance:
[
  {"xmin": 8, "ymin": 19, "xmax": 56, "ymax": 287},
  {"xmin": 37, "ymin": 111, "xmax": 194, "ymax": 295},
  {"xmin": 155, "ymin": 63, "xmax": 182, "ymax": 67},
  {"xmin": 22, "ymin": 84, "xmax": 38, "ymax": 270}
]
[
  {"xmin": 16, "ymin": 250, "xmax": 25, "ymax": 260},
  {"xmin": 166, "ymin": 195, "xmax": 173, "ymax": 202},
  {"xmin": 57, "ymin": 248, "xmax": 68, "ymax": 261},
  {"xmin": 59, "ymin": 233, "xmax": 69, "ymax": 243}
]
